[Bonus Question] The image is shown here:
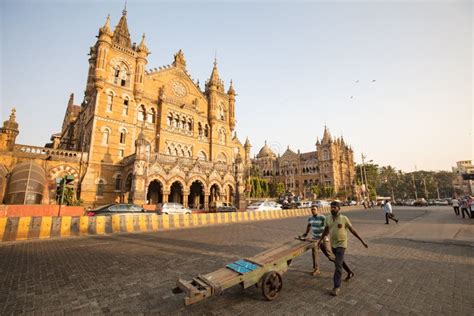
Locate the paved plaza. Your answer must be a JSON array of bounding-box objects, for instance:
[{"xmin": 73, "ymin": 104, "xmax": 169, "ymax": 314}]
[{"xmin": 0, "ymin": 207, "xmax": 473, "ymax": 315}]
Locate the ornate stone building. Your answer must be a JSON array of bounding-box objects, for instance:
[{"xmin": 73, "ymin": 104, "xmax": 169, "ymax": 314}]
[
  {"xmin": 252, "ymin": 127, "xmax": 356, "ymax": 199},
  {"xmin": 0, "ymin": 9, "xmax": 251, "ymax": 208},
  {"xmin": 452, "ymin": 160, "xmax": 474, "ymax": 196}
]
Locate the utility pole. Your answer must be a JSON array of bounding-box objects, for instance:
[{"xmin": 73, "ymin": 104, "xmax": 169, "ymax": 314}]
[
  {"xmin": 361, "ymin": 153, "xmax": 368, "ymax": 200},
  {"xmin": 436, "ymin": 181, "xmax": 440, "ymax": 199},
  {"xmin": 412, "ymin": 166, "xmax": 418, "ymax": 199}
]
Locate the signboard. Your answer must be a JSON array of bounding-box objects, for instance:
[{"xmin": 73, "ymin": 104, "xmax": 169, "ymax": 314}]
[{"xmin": 462, "ymin": 173, "xmax": 474, "ymax": 180}]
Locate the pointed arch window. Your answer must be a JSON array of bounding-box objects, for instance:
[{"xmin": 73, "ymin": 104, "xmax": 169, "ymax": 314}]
[
  {"xmin": 102, "ymin": 128, "xmax": 110, "ymax": 145},
  {"xmin": 119, "ymin": 131, "xmax": 126, "ymax": 144},
  {"xmin": 125, "ymin": 174, "xmax": 132, "ymax": 192},
  {"xmin": 219, "ymin": 128, "xmax": 226, "ymax": 144},
  {"xmin": 122, "ymin": 97, "xmax": 129, "ymax": 116},
  {"xmin": 147, "ymin": 108, "xmax": 155, "ymax": 124},
  {"xmin": 218, "ymin": 103, "xmax": 225, "ymax": 120},
  {"xmin": 323, "ymin": 150, "xmax": 329, "ymax": 160},
  {"xmin": 138, "ymin": 105, "xmax": 146, "ymax": 121},
  {"xmin": 198, "ymin": 123, "xmax": 203, "ymax": 137},
  {"xmin": 106, "ymin": 93, "xmax": 113, "ymax": 112},
  {"xmin": 115, "ymin": 175, "xmax": 122, "ymax": 191},
  {"xmin": 96, "ymin": 179, "xmax": 105, "ymax": 197}
]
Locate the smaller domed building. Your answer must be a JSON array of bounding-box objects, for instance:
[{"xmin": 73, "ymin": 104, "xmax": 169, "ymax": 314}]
[{"xmin": 251, "ymin": 127, "xmax": 356, "ymax": 199}]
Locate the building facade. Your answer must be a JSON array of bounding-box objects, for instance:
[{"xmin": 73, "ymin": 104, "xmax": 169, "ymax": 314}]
[
  {"xmin": 0, "ymin": 10, "xmax": 251, "ymax": 208},
  {"xmin": 452, "ymin": 160, "xmax": 474, "ymax": 196},
  {"xmin": 252, "ymin": 127, "xmax": 356, "ymax": 199}
]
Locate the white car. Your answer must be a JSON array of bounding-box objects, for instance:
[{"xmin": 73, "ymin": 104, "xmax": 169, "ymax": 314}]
[
  {"xmin": 298, "ymin": 201, "xmax": 312, "ymax": 209},
  {"xmin": 156, "ymin": 203, "xmax": 192, "ymax": 215},
  {"xmin": 247, "ymin": 201, "xmax": 282, "ymax": 211},
  {"xmin": 312, "ymin": 200, "xmax": 330, "ymax": 208}
]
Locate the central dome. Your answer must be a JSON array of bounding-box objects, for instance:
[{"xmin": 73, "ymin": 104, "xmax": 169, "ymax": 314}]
[{"xmin": 257, "ymin": 141, "xmax": 276, "ymax": 158}]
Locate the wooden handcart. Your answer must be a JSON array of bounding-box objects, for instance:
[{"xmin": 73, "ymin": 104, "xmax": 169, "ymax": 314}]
[{"xmin": 172, "ymin": 237, "xmax": 315, "ymax": 305}]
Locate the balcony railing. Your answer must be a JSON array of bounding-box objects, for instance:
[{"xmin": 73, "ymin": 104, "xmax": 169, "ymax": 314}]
[{"xmin": 13, "ymin": 144, "xmax": 85, "ymax": 162}]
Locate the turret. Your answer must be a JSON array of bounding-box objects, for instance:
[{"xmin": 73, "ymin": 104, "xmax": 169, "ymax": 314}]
[
  {"xmin": 93, "ymin": 14, "xmax": 114, "ymax": 90},
  {"xmin": 322, "ymin": 126, "xmax": 332, "ymax": 144},
  {"xmin": 205, "ymin": 59, "xmax": 224, "ymax": 125},
  {"xmin": 244, "ymin": 137, "xmax": 251, "ymax": 163},
  {"xmin": 227, "ymin": 80, "xmax": 236, "ymax": 131},
  {"xmin": 134, "ymin": 130, "xmax": 149, "ymax": 161},
  {"xmin": 134, "ymin": 33, "xmax": 149, "ymax": 101},
  {"xmin": 0, "ymin": 108, "xmax": 19, "ymax": 151}
]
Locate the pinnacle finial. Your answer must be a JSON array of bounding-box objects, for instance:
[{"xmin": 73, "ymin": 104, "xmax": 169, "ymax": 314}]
[
  {"xmin": 123, "ymin": 0, "xmax": 128, "ymax": 15},
  {"xmin": 10, "ymin": 107, "xmax": 16, "ymax": 120},
  {"xmin": 227, "ymin": 79, "xmax": 236, "ymax": 95},
  {"xmin": 99, "ymin": 14, "xmax": 112, "ymax": 36},
  {"xmin": 173, "ymin": 49, "xmax": 186, "ymax": 68}
]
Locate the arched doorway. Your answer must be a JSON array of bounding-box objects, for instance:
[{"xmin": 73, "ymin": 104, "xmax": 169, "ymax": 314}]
[
  {"xmin": 147, "ymin": 180, "xmax": 163, "ymax": 205},
  {"xmin": 227, "ymin": 185, "xmax": 234, "ymax": 205},
  {"xmin": 210, "ymin": 183, "xmax": 221, "ymax": 207},
  {"xmin": 124, "ymin": 173, "xmax": 133, "ymax": 203},
  {"xmin": 169, "ymin": 181, "xmax": 183, "ymax": 204},
  {"xmin": 189, "ymin": 181, "xmax": 205, "ymax": 209}
]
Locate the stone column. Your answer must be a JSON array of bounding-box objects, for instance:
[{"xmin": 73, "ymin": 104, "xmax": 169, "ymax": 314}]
[
  {"xmin": 183, "ymin": 191, "xmax": 189, "ymax": 208},
  {"xmin": 204, "ymin": 193, "xmax": 210, "ymax": 210},
  {"xmin": 163, "ymin": 190, "xmax": 170, "ymax": 203}
]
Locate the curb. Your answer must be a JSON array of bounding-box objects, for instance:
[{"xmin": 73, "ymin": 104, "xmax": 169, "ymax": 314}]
[{"xmin": 0, "ymin": 206, "xmax": 361, "ymax": 242}]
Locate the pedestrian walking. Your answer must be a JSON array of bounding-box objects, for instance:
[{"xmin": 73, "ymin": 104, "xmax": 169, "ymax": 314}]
[
  {"xmin": 383, "ymin": 200, "xmax": 399, "ymax": 224},
  {"xmin": 452, "ymin": 198, "xmax": 460, "ymax": 216},
  {"xmin": 300, "ymin": 206, "xmax": 354, "ymax": 277},
  {"xmin": 460, "ymin": 197, "xmax": 471, "ymax": 219},
  {"xmin": 319, "ymin": 201, "xmax": 368, "ymax": 296}
]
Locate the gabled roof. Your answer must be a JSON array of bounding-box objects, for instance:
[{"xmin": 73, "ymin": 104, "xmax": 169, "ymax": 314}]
[{"xmin": 281, "ymin": 146, "xmax": 297, "ymax": 159}]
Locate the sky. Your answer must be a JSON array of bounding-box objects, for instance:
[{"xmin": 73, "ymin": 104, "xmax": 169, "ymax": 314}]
[{"xmin": 0, "ymin": 0, "xmax": 472, "ymax": 172}]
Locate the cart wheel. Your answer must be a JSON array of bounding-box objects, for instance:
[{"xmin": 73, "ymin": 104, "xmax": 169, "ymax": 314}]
[{"xmin": 261, "ymin": 271, "xmax": 283, "ymax": 301}]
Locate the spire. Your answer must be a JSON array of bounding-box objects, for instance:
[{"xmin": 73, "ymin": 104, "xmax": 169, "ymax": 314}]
[
  {"xmin": 99, "ymin": 14, "xmax": 113, "ymax": 37},
  {"xmin": 173, "ymin": 49, "xmax": 186, "ymax": 68},
  {"xmin": 316, "ymin": 137, "xmax": 320, "ymax": 146},
  {"xmin": 227, "ymin": 79, "xmax": 235, "ymax": 95},
  {"xmin": 113, "ymin": 8, "xmax": 132, "ymax": 48},
  {"xmin": 322, "ymin": 125, "xmax": 332, "ymax": 143},
  {"xmin": 137, "ymin": 33, "xmax": 149, "ymax": 55},
  {"xmin": 210, "ymin": 58, "xmax": 220, "ymax": 83},
  {"xmin": 206, "ymin": 58, "xmax": 224, "ymax": 92},
  {"xmin": 244, "ymin": 137, "xmax": 251, "ymax": 148}
]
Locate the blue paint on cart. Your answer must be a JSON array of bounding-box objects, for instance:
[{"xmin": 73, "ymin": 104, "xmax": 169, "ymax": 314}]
[{"xmin": 226, "ymin": 259, "xmax": 260, "ymax": 274}]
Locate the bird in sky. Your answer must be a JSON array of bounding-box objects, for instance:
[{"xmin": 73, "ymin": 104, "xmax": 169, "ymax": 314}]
[{"xmin": 372, "ymin": 79, "xmax": 377, "ymax": 82}]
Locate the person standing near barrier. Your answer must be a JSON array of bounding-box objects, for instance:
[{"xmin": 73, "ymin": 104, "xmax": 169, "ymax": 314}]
[
  {"xmin": 319, "ymin": 201, "xmax": 368, "ymax": 296},
  {"xmin": 452, "ymin": 198, "xmax": 460, "ymax": 216}
]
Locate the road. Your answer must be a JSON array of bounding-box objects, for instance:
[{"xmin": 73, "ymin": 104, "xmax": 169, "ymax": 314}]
[{"xmin": 0, "ymin": 207, "xmax": 473, "ymax": 315}]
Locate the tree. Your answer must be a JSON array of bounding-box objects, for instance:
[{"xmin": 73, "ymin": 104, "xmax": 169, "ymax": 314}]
[{"xmin": 270, "ymin": 181, "xmax": 285, "ymax": 197}]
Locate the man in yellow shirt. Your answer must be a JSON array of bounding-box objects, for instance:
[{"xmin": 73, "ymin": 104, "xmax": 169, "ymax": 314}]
[{"xmin": 319, "ymin": 201, "xmax": 368, "ymax": 296}]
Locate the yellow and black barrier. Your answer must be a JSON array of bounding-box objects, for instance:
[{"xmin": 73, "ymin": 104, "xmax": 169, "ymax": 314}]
[{"xmin": 0, "ymin": 205, "xmax": 351, "ymax": 242}]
